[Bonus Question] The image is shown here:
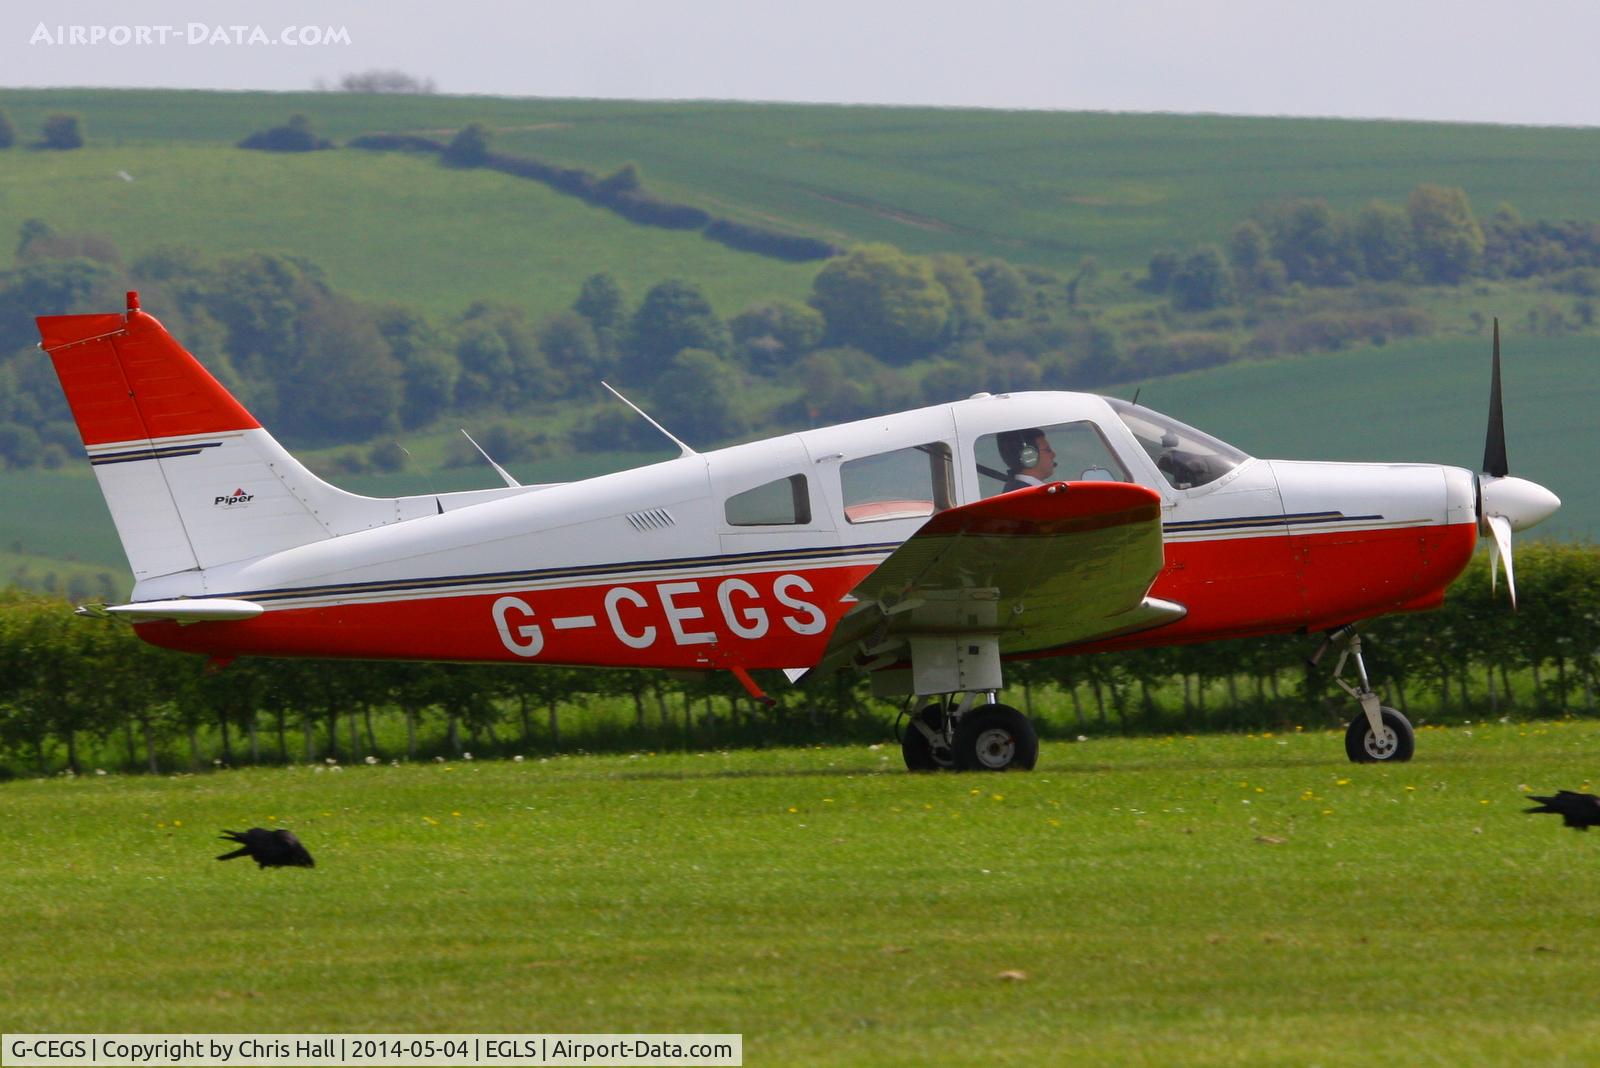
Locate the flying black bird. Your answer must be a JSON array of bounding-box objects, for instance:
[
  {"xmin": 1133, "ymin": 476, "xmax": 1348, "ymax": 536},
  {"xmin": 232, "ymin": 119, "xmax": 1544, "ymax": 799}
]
[
  {"xmin": 216, "ymin": 828, "xmax": 315, "ymax": 868},
  {"xmin": 1525, "ymin": 791, "xmax": 1600, "ymax": 831}
]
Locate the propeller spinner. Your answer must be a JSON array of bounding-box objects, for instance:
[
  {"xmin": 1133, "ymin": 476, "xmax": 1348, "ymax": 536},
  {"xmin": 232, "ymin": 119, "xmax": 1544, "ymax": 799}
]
[{"xmin": 1477, "ymin": 319, "xmax": 1560, "ymax": 607}]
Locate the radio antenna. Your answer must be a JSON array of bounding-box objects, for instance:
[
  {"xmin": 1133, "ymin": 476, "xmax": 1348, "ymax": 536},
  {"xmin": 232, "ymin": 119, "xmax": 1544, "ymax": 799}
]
[
  {"xmin": 600, "ymin": 381, "xmax": 698, "ymax": 458},
  {"xmin": 459, "ymin": 429, "xmax": 522, "ymax": 488},
  {"xmin": 393, "ymin": 440, "xmax": 444, "ymax": 513}
]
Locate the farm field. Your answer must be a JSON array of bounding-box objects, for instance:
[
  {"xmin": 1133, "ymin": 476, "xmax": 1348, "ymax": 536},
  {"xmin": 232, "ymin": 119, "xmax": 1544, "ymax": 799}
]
[
  {"xmin": 4, "ymin": 89, "xmax": 1600, "ymax": 278},
  {"xmin": 0, "ymin": 143, "xmax": 816, "ymax": 323},
  {"xmin": 1123, "ymin": 332, "xmax": 1599, "ymax": 540},
  {"xmin": 5, "ymin": 725, "xmax": 1600, "ymax": 1065}
]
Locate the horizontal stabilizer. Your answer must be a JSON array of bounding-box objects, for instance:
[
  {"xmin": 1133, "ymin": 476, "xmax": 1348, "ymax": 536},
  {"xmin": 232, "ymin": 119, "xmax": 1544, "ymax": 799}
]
[{"xmin": 82, "ymin": 599, "xmax": 265, "ymax": 623}]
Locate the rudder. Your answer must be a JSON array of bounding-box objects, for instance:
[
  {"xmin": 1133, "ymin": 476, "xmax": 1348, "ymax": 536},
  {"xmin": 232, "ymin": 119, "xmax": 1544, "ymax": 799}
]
[{"xmin": 38, "ymin": 292, "xmax": 423, "ymax": 582}]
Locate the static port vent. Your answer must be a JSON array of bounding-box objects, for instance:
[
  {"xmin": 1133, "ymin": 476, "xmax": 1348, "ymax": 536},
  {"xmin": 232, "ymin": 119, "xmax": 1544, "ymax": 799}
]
[{"xmin": 626, "ymin": 508, "xmax": 675, "ymax": 532}]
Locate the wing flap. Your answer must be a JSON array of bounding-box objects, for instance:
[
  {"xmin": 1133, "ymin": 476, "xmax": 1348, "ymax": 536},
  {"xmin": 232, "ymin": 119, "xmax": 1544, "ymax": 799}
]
[{"xmin": 812, "ymin": 481, "xmax": 1181, "ymax": 679}]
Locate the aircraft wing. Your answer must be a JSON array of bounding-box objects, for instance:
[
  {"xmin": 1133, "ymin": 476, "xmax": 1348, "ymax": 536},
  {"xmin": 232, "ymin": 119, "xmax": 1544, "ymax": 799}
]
[{"xmin": 808, "ymin": 481, "xmax": 1184, "ymax": 685}]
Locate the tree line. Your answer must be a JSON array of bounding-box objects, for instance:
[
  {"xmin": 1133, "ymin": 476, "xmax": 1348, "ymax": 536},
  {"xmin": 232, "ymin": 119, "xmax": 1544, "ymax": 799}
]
[
  {"xmin": 0, "ymin": 108, "xmax": 84, "ymax": 150},
  {"xmin": 2, "ymin": 544, "xmax": 1595, "ymax": 777},
  {"xmin": 0, "ymin": 218, "xmax": 1120, "ymax": 470},
  {"xmin": 6, "ymin": 132, "xmax": 1600, "ymax": 481},
  {"xmin": 1148, "ymin": 184, "xmax": 1600, "ymax": 313}
]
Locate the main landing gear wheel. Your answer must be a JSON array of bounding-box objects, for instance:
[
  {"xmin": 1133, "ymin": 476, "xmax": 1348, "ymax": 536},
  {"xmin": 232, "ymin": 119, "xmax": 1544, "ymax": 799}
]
[
  {"xmin": 1344, "ymin": 707, "xmax": 1414, "ymax": 764},
  {"xmin": 953, "ymin": 704, "xmax": 1038, "ymax": 772},
  {"xmin": 901, "ymin": 705, "xmax": 956, "ymax": 772}
]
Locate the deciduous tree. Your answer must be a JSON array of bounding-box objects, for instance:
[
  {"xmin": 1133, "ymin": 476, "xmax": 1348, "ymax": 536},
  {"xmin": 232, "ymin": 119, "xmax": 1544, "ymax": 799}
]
[
  {"xmin": 624, "ymin": 279, "xmax": 729, "ymax": 380},
  {"xmin": 650, "ymin": 349, "xmax": 747, "ymax": 444},
  {"xmin": 809, "ymin": 244, "xmax": 952, "ymax": 363},
  {"xmin": 1408, "ymin": 184, "xmax": 1484, "ymax": 284},
  {"xmin": 39, "ymin": 113, "xmax": 84, "ymax": 150},
  {"xmin": 443, "ymin": 123, "xmax": 492, "ymax": 167}
]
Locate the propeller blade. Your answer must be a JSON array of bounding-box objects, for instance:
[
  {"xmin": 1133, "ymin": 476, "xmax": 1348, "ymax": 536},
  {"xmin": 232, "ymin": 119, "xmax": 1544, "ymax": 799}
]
[
  {"xmin": 1483, "ymin": 318, "xmax": 1509, "ymax": 478},
  {"xmin": 1486, "ymin": 512, "xmax": 1516, "ymax": 610}
]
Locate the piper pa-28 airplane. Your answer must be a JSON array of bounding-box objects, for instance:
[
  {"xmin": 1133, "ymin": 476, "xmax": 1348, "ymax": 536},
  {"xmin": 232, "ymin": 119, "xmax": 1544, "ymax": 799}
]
[{"xmin": 37, "ymin": 294, "xmax": 1560, "ymax": 771}]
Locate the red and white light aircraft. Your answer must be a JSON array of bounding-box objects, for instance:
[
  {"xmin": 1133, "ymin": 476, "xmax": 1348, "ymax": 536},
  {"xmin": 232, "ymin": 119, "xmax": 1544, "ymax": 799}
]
[{"xmin": 37, "ymin": 294, "xmax": 1559, "ymax": 771}]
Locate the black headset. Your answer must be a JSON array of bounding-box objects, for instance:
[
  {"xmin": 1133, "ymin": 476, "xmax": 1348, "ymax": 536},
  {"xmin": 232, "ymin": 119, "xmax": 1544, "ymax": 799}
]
[{"xmin": 1000, "ymin": 429, "xmax": 1043, "ymax": 471}]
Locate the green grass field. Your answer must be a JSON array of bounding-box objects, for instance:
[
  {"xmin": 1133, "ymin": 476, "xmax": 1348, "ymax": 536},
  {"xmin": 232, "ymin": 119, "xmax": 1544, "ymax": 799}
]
[
  {"xmin": 1124, "ymin": 330, "xmax": 1599, "ymax": 540},
  {"xmin": 5, "ymin": 724, "xmax": 1600, "ymax": 1064},
  {"xmin": 5, "ymin": 89, "xmax": 1600, "ymax": 278},
  {"xmin": 0, "ymin": 143, "xmax": 816, "ymax": 322}
]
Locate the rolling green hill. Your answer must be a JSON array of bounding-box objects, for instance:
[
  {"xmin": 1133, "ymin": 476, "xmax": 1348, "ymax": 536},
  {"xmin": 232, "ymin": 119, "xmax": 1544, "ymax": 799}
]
[
  {"xmin": 4, "ymin": 88, "xmax": 1600, "ymax": 281},
  {"xmin": 1125, "ymin": 332, "xmax": 1596, "ymax": 541},
  {"xmin": 0, "ymin": 143, "xmax": 816, "ymax": 322}
]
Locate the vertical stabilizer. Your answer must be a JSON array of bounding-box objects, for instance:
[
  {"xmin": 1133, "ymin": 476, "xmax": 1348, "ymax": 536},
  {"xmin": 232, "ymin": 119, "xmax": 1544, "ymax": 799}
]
[{"xmin": 37, "ymin": 293, "xmax": 440, "ymax": 581}]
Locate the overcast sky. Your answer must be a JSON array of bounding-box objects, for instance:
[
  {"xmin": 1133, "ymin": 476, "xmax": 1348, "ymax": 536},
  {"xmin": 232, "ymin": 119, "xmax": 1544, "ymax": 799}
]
[{"xmin": 4, "ymin": 0, "xmax": 1597, "ymax": 127}]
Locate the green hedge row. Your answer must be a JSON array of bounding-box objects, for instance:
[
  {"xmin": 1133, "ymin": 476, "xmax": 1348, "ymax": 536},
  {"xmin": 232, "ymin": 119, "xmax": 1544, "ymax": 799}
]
[
  {"xmin": 1, "ymin": 544, "xmax": 1594, "ymax": 776},
  {"xmin": 347, "ymin": 134, "xmax": 840, "ymax": 262}
]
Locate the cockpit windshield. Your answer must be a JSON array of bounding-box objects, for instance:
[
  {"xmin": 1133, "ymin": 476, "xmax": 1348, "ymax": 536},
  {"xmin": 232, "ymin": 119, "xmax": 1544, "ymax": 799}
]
[{"xmin": 1106, "ymin": 398, "xmax": 1251, "ymax": 490}]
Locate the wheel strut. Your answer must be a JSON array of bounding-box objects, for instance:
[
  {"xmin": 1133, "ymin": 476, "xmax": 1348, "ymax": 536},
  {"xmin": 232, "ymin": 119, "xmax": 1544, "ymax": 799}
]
[
  {"xmin": 1311, "ymin": 626, "xmax": 1383, "ymax": 736},
  {"xmin": 1312, "ymin": 627, "xmax": 1415, "ymax": 763}
]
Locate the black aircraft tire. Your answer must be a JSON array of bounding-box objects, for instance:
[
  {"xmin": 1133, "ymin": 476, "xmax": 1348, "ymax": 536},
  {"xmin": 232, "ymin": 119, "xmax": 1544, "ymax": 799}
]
[
  {"xmin": 953, "ymin": 704, "xmax": 1039, "ymax": 772},
  {"xmin": 902, "ymin": 705, "xmax": 955, "ymax": 771},
  {"xmin": 1344, "ymin": 706, "xmax": 1415, "ymax": 763}
]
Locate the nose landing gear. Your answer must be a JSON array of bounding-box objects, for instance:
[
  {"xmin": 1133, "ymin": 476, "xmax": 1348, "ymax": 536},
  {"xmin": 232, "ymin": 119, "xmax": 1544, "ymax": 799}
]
[{"xmin": 1311, "ymin": 626, "xmax": 1415, "ymax": 763}]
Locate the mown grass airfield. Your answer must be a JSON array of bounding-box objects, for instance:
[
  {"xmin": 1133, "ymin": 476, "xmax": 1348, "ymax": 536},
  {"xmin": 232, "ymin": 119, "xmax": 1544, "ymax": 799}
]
[{"xmin": 6, "ymin": 728, "xmax": 1600, "ymax": 1065}]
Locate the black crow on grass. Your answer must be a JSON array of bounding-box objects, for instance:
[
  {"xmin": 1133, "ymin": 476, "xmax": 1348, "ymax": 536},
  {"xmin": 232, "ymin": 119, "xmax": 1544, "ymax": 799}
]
[
  {"xmin": 1525, "ymin": 791, "xmax": 1600, "ymax": 831},
  {"xmin": 217, "ymin": 828, "xmax": 315, "ymax": 868}
]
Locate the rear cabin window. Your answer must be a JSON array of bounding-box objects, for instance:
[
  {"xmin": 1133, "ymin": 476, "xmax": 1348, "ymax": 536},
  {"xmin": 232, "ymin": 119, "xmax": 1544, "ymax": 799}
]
[
  {"xmin": 725, "ymin": 475, "xmax": 812, "ymax": 526},
  {"xmin": 974, "ymin": 421, "xmax": 1129, "ymax": 499},
  {"xmin": 841, "ymin": 442, "xmax": 955, "ymax": 524}
]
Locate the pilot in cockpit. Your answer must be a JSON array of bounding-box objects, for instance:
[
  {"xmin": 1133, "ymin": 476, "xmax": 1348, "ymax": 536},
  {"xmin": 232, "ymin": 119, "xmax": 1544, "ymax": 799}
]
[
  {"xmin": 998, "ymin": 428, "xmax": 1057, "ymax": 492},
  {"xmin": 1157, "ymin": 430, "xmax": 1209, "ymax": 489}
]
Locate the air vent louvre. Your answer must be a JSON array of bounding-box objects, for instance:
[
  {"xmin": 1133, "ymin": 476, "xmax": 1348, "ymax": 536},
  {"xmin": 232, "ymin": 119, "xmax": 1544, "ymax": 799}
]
[{"xmin": 626, "ymin": 508, "xmax": 676, "ymax": 532}]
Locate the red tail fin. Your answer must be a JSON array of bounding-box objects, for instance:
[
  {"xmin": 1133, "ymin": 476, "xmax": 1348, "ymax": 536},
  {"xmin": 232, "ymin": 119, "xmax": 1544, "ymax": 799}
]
[{"xmin": 36, "ymin": 292, "xmax": 258, "ymax": 448}]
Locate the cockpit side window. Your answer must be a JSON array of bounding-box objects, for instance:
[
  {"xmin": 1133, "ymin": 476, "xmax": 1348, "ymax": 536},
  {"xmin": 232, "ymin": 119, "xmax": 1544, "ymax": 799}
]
[
  {"xmin": 974, "ymin": 421, "xmax": 1129, "ymax": 499},
  {"xmin": 840, "ymin": 442, "xmax": 954, "ymax": 524},
  {"xmin": 1107, "ymin": 398, "xmax": 1250, "ymax": 490},
  {"xmin": 725, "ymin": 475, "xmax": 811, "ymax": 526}
]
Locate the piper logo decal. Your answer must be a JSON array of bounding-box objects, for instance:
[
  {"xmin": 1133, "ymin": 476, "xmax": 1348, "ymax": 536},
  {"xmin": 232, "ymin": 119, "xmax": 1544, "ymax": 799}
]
[{"xmin": 214, "ymin": 487, "xmax": 255, "ymax": 507}]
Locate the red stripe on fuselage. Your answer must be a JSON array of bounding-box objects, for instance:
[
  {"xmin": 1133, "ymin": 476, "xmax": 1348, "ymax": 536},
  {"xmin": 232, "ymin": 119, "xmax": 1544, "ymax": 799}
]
[
  {"xmin": 137, "ymin": 522, "xmax": 1480, "ymax": 669},
  {"xmin": 136, "ymin": 565, "xmax": 879, "ymax": 670},
  {"xmin": 1072, "ymin": 520, "xmax": 1479, "ymax": 654}
]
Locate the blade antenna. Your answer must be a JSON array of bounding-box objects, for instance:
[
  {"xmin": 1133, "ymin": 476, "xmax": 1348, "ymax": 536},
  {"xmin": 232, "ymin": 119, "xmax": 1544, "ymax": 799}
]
[
  {"xmin": 1483, "ymin": 318, "xmax": 1509, "ymax": 477},
  {"xmin": 458, "ymin": 429, "xmax": 522, "ymax": 488},
  {"xmin": 393, "ymin": 440, "xmax": 445, "ymax": 511},
  {"xmin": 600, "ymin": 381, "xmax": 698, "ymax": 458}
]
